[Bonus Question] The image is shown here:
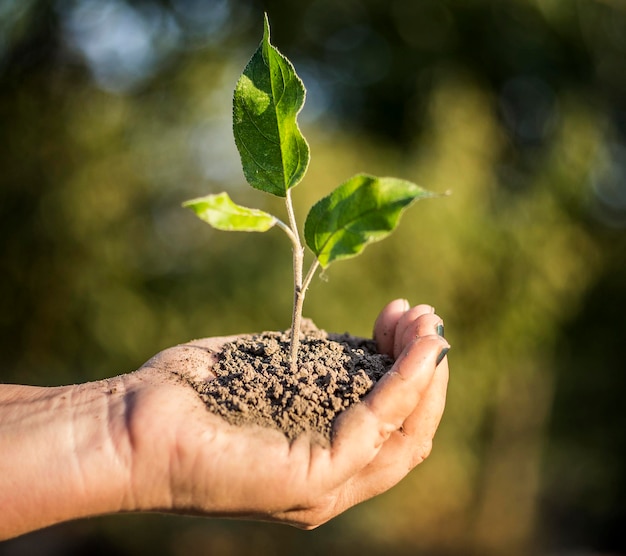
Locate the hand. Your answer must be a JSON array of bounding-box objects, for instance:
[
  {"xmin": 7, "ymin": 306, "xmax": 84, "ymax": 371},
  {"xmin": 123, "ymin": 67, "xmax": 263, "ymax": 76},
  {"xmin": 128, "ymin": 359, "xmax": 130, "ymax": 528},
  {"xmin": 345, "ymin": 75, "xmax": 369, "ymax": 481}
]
[
  {"xmin": 0, "ymin": 300, "xmax": 449, "ymax": 539},
  {"xmin": 121, "ymin": 299, "xmax": 450, "ymax": 528}
]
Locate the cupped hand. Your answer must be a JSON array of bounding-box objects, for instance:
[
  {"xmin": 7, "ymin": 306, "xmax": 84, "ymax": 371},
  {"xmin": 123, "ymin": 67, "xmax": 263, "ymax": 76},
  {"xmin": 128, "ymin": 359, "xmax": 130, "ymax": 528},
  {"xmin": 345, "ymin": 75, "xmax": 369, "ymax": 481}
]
[{"xmin": 119, "ymin": 300, "xmax": 450, "ymax": 528}]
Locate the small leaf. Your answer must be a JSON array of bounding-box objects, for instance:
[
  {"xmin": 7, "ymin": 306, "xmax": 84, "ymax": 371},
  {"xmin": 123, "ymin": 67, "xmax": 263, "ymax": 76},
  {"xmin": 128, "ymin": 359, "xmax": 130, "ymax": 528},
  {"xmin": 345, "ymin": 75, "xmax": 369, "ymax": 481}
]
[
  {"xmin": 183, "ymin": 192, "xmax": 277, "ymax": 232},
  {"xmin": 232, "ymin": 13, "xmax": 309, "ymax": 197},
  {"xmin": 304, "ymin": 174, "xmax": 436, "ymax": 268}
]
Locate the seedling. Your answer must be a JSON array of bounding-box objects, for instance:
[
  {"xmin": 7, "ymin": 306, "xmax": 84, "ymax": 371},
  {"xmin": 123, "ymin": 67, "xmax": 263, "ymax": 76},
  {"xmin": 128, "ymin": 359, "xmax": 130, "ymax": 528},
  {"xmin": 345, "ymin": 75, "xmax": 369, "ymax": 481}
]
[{"xmin": 183, "ymin": 15, "xmax": 437, "ymax": 373}]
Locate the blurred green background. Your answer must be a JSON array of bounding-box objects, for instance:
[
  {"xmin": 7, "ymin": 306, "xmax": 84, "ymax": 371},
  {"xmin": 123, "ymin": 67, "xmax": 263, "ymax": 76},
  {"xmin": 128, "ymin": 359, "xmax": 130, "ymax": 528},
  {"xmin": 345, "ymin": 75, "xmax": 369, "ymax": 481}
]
[{"xmin": 1, "ymin": 0, "xmax": 625, "ymax": 554}]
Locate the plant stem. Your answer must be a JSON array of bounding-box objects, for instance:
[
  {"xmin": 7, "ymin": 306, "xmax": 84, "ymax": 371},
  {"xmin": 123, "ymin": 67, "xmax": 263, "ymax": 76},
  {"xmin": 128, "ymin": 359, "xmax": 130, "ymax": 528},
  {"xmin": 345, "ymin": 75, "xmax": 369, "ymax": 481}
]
[
  {"xmin": 285, "ymin": 189, "xmax": 306, "ymax": 373},
  {"xmin": 274, "ymin": 218, "xmax": 299, "ymax": 246},
  {"xmin": 302, "ymin": 259, "xmax": 320, "ymax": 296},
  {"xmin": 267, "ymin": 210, "xmax": 316, "ymax": 372},
  {"xmin": 288, "ymin": 259, "xmax": 321, "ymax": 372}
]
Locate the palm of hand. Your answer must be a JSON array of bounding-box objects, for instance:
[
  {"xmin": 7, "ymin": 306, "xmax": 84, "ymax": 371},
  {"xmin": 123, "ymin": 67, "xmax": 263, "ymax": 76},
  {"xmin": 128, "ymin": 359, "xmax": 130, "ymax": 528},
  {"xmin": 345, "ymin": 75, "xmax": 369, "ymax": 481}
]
[{"xmin": 120, "ymin": 301, "xmax": 449, "ymax": 528}]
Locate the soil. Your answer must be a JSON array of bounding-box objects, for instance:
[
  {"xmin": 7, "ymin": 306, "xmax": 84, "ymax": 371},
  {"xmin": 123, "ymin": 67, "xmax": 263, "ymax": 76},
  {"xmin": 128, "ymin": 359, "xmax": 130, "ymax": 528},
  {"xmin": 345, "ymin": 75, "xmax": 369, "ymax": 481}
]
[{"xmin": 189, "ymin": 320, "xmax": 393, "ymax": 444}]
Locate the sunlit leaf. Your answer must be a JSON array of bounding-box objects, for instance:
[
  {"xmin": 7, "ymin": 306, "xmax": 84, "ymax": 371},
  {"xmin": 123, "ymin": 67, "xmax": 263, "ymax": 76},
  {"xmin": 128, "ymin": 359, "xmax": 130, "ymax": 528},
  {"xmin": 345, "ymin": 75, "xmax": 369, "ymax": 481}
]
[
  {"xmin": 182, "ymin": 192, "xmax": 277, "ymax": 232},
  {"xmin": 232, "ymin": 13, "xmax": 309, "ymax": 197},
  {"xmin": 304, "ymin": 174, "xmax": 436, "ymax": 268}
]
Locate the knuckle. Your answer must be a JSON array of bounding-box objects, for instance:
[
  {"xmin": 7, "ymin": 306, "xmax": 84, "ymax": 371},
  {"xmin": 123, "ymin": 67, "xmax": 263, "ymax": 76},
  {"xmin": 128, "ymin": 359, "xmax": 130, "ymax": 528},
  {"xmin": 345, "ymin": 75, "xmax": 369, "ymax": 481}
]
[
  {"xmin": 411, "ymin": 439, "xmax": 433, "ymax": 466},
  {"xmin": 291, "ymin": 507, "xmax": 331, "ymax": 530},
  {"xmin": 298, "ymin": 494, "xmax": 341, "ymax": 529}
]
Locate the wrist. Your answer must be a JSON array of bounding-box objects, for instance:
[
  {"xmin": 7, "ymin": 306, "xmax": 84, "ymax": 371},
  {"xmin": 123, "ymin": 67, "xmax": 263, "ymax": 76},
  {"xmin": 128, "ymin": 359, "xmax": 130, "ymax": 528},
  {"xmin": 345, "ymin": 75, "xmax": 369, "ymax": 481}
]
[{"xmin": 0, "ymin": 378, "xmax": 134, "ymax": 539}]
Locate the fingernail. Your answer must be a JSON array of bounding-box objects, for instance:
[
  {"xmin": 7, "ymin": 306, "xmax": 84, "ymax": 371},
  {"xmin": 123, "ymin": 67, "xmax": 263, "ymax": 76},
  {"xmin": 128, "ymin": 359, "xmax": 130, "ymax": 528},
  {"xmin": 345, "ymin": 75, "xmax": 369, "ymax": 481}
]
[
  {"xmin": 402, "ymin": 298, "xmax": 410, "ymax": 310},
  {"xmin": 436, "ymin": 347, "xmax": 450, "ymax": 366},
  {"xmin": 436, "ymin": 323, "xmax": 445, "ymax": 338}
]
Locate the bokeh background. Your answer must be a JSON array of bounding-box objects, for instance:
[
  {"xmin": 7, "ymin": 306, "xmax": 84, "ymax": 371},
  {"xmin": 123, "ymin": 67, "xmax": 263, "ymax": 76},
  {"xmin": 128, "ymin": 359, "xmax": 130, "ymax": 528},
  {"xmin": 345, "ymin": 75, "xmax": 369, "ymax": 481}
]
[{"xmin": 1, "ymin": 0, "xmax": 625, "ymax": 554}]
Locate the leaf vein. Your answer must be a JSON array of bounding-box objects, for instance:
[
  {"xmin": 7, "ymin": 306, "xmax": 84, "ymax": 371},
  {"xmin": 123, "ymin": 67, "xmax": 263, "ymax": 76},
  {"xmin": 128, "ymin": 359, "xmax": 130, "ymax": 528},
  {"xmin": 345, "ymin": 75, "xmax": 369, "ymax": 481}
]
[
  {"xmin": 314, "ymin": 202, "xmax": 408, "ymax": 256},
  {"xmin": 234, "ymin": 126, "xmax": 278, "ymax": 178},
  {"xmin": 268, "ymin": 57, "xmax": 288, "ymax": 186},
  {"xmin": 240, "ymin": 101, "xmax": 280, "ymax": 146}
]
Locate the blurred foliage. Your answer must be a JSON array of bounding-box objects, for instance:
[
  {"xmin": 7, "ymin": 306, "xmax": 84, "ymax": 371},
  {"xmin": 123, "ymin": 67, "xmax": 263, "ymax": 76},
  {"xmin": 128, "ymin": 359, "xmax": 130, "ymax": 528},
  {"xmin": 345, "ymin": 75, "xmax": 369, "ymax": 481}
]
[{"xmin": 1, "ymin": 0, "xmax": 625, "ymax": 555}]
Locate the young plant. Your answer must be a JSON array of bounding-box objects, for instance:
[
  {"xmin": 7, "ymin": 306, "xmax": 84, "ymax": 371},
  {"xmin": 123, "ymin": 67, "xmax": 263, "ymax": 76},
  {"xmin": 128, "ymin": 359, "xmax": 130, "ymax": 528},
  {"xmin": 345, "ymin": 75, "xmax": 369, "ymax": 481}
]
[{"xmin": 183, "ymin": 15, "xmax": 437, "ymax": 373}]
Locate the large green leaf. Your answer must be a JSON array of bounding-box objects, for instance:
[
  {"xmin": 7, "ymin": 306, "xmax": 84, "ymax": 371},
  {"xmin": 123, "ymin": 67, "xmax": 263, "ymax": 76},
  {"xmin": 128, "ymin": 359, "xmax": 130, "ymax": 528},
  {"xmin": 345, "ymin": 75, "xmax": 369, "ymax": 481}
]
[
  {"xmin": 304, "ymin": 174, "xmax": 435, "ymax": 268},
  {"xmin": 182, "ymin": 192, "xmax": 277, "ymax": 232},
  {"xmin": 232, "ymin": 14, "xmax": 309, "ymax": 197}
]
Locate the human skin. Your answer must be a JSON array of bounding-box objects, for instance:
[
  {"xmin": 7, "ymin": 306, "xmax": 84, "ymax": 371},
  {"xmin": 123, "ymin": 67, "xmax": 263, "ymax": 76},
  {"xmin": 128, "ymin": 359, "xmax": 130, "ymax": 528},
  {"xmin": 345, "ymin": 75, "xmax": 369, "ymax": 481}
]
[{"xmin": 0, "ymin": 300, "xmax": 449, "ymax": 540}]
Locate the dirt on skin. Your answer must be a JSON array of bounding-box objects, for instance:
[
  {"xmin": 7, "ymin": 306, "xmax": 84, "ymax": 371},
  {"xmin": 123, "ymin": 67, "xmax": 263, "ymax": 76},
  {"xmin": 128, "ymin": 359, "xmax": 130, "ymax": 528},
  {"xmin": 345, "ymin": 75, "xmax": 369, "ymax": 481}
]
[{"xmin": 189, "ymin": 321, "xmax": 393, "ymax": 444}]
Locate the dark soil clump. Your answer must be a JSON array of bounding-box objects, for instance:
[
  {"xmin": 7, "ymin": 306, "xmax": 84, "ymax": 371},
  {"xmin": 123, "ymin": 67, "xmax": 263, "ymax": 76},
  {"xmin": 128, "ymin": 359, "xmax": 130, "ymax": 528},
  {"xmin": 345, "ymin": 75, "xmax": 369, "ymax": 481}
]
[{"xmin": 189, "ymin": 324, "xmax": 393, "ymax": 444}]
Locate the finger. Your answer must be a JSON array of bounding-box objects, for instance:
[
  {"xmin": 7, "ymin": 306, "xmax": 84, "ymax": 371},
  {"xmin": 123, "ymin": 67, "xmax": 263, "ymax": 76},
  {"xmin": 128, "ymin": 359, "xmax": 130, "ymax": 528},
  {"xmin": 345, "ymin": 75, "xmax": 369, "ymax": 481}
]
[
  {"xmin": 399, "ymin": 313, "xmax": 445, "ymax": 352},
  {"xmin": 268, "ymin": 338, "xmax": 449, "ymax": 527},
  {"xmin": 401, "ymin": 356, "xmax": 448, "ymax": 440},
  {"xmin": 329, "ymin": 335, "xmax": 449, "ymax": 479},
  {"xmin": 364, "ymin": 334, "xmax": 448, "ymax": 434},
  {"xmin": 373, "ymin": 299, "xmax": 410, "ymax": 357},
  {"xmin": 393, "ymin": 305, "xmax": 437, "ymax": 358},
  {"xmin": 348, "ymin": 357, "xmax": 449, "ymax": 500},
  {"xmin": 374, "ymin": 351, "xmax": 449, "ymax": 477}
]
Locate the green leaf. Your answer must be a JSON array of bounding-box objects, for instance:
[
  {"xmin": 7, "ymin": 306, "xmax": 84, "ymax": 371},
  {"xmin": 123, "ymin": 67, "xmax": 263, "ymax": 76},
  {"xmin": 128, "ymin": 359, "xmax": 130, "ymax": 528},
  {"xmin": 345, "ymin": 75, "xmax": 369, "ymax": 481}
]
[
  {"xmin": 304, "ymin": 174, "xmax": 436, "ymax": 268},
  {"xmin": 232, "ymin": 13, "xmax": 309, "ymax": 197},
  {"xmin": 182, "ymin": 192, "xmax": 277, "ymax": 232}
]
